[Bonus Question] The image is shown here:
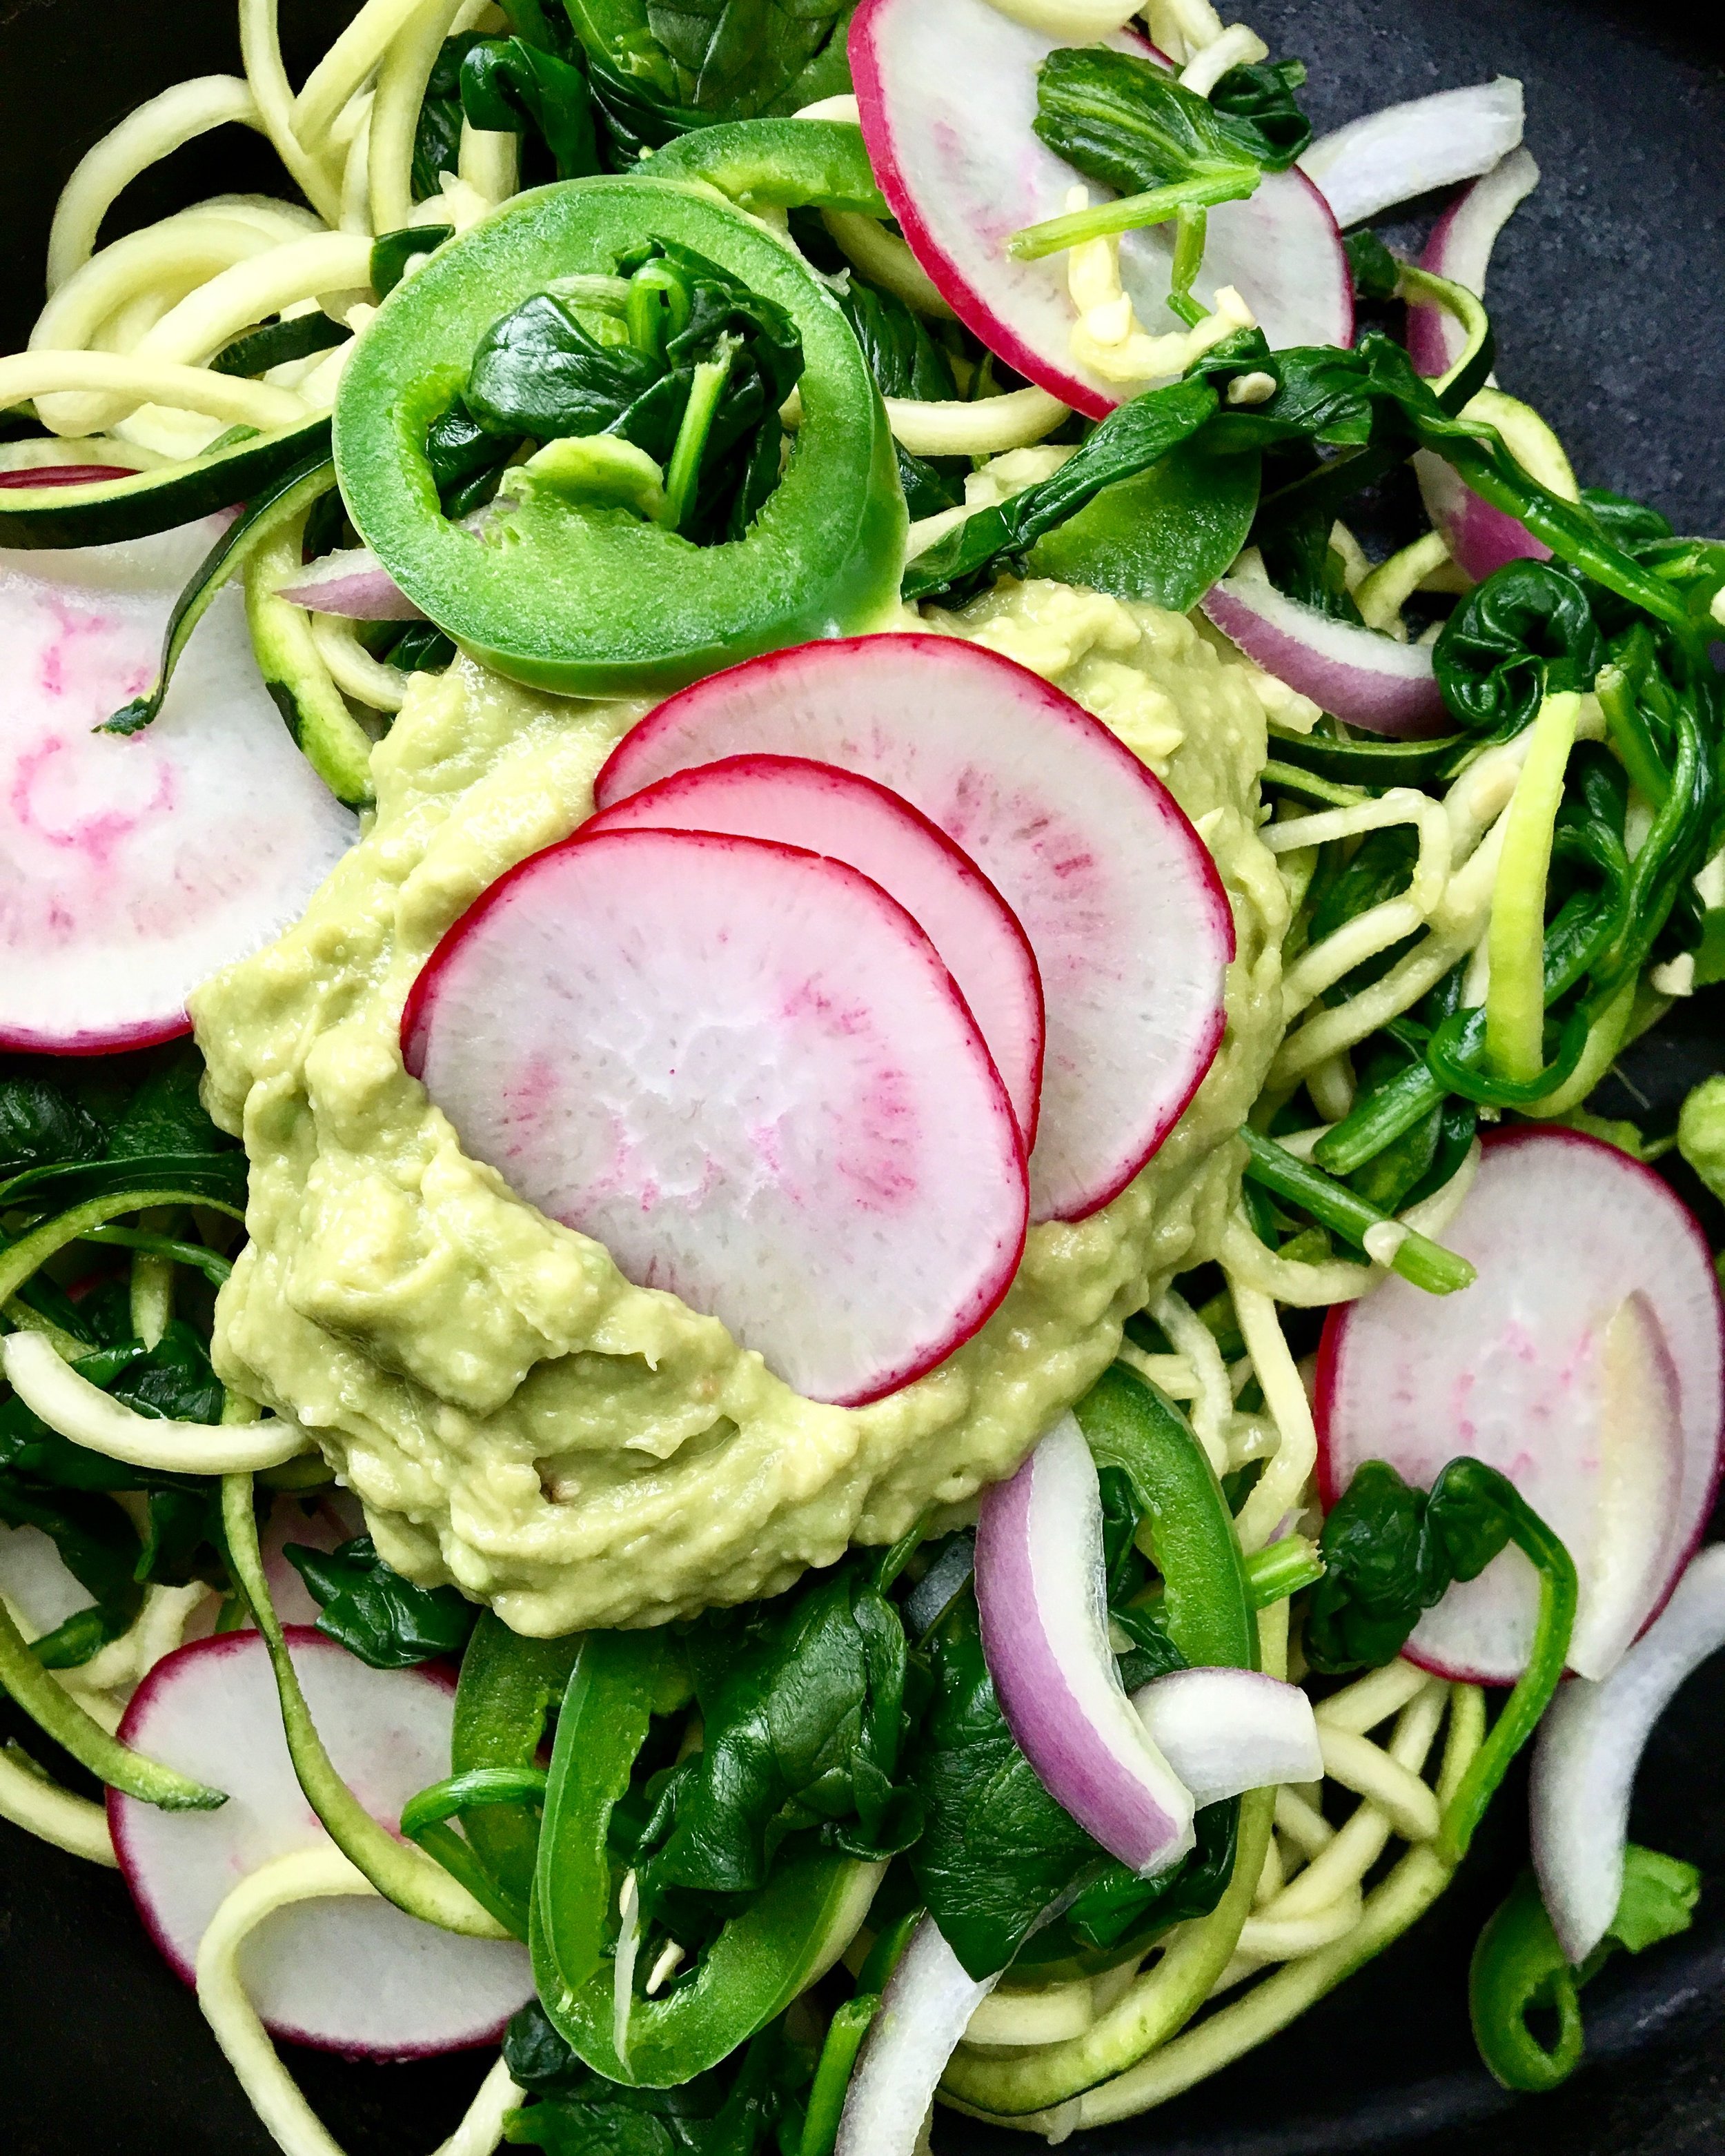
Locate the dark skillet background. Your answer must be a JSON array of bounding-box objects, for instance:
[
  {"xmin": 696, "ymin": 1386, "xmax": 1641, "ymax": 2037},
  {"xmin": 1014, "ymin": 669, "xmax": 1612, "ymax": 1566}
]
[{"xmin": 0, "ymin": 0, "xmax": 1722, "ymax": 2150}]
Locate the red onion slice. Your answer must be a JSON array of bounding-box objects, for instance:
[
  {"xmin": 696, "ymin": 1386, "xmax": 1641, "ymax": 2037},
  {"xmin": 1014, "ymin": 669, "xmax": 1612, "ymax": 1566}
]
[
  {"xmin": 1530, "ymin": 1543, "xmax": 1725, "ymax": 1966},
  {"xmin": 1298, "ymin": 78, "xmax": 1525, "ymax": 230},
  {"xmin": 1200, "ymin": 574, "xmax": 1448, "ymax": 737},
  {"xmin": 834, "ymin": 1917, "xmax": 998, "ymax": 2156},
  {"xmin": 1132, "ymin": 1666, "xmax": 1323, "ymax": 1808},
  {"xmin": 975, "ymin": 1414, "xmax": 1196, "ymax": 1876},
  {"xmin": 1407, "ymin": 148, "xmax": 1541, "ymax": 379},
  {"xmin": 274, "ymin": 544, "xmax": 425, "ymax": 620}
]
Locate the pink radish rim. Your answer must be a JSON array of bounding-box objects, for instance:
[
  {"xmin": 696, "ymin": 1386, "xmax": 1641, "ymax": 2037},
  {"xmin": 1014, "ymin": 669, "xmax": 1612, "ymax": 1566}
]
[
  {"xmin": 109, "ymin": 1628, "xmax": 501, "ymax": 2061},
  {"xmin": 0, "ymin": 1011, "xmax": 194, "ymax": 1056},
  {"xmin": 595, "ymin": 633, "xmax": 1236, "ymax": 1221},
  {"xmin": 1314, "ymin": 1124, "xmax": 1725, "ymax": 1686},
  {"xmin": 402, "ymin": 823, "xmax": 1030, "ymax": 1400},
  {"xmin": 848, "ymin": 2, "xmax": 1352, "ymax": 420},
  {"xmin": 586, "ymin": 749, "xmax": 1049, "ymax": 1153}
]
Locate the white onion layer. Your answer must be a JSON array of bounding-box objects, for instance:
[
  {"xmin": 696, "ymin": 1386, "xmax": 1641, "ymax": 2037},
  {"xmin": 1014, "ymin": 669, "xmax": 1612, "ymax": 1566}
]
[
  {"xmin": 1299, "ymin": 79, "xmax": 1525, "ymax": 230},
  {"xmin": 1530, "ymin": 1543, "xmax": 1725, "ymax": 1965},
  {"xmin": 975, "ymin": 1414, "xmax": 1195, "ymax": 1875},
  {"xmin": 834, "ymin": 1917, "xmax": 999, "ymax": 2156},
  {"xmin": 274, "ymin": 545, "xmax": 425, "ymax": 620},
  {"xmin": 1132, "ymin": 1666, "xmax": 1323, "ymax": 1808}
]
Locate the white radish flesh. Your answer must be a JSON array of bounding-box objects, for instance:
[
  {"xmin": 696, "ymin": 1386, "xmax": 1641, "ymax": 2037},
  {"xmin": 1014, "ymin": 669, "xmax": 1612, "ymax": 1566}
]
[
  {"xmin": 110, "ymin": 1628, "xmax": 533, "ymax": 2057},
  {"xmin": 1298, "ymin": 79, "xmax": 1525, "ymax": 231},
  {"xmin": 0, "ymin": 520, "xmax": 356, "ymax": 1052},
  {"xmin": 586, "ymin": 753, "xmax": 1045, "ymax": 1149},
  {"xmin": 595, "ymin": 636, "xmax": 1232, "ymax": 1224},
  {"xmin": 1317, "ymin": 1129, "xmax": 1725, "ymax": 1686},
  {"xmin": 1201, "ymin": 574, "xmax": 1449, "ymax": 738},
  {"xmin": 850, "ymin": 0, "xmax": 1351, "ymax": 419},
  {"xmin": 1530, "ymin": 1543, "xmax": 1725, "ymax": 1965},
  {"xmin": 403, "ymin": 826, "xmax": 1028, "ymax": 1407}
]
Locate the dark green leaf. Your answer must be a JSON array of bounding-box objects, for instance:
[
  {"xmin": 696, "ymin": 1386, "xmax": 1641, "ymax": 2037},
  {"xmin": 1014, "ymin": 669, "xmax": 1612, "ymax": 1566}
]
[
  {"xmin": 464, "ymin": 292, "xmax": 667, "ymax": 440},
  {"xmin": 0, "ymin": 1075, "xmax": 104, "ymax": 1182},
  {"xmin": 414, "ymin": 33, "xmax": 484, "ymax": 199},
  {"xmin": 108, "ymin": 1319, "xmax": 224, "ymax": 1426},
  {"xmin": 1023, "ymin": 435, "xmax": 1260, "ymax": 612},
  {"xmin": 384, "ymin": 620, "xmax": 461, "ymax": 673},
  {"xmin": 104, "ymin": 1045, "xmax": 231, "ymax": 1162},
  {"xmin": 0, "ymin": 1151, "xmax": 247, "ymax": 1215},
  {"xmin": 1432, "ymin": 560, "xmax": 1606, "ymax": 737},
  {"xmin": 284, "ymin": 1534, "xmax": 477, "ymax": 1668},
  {"xmin": 1343, "ymin": 228, "xmax": 1401, "ymax": 301},
  {"xmin": 461, "ymin": 37, "xmax": 602, "ymax": 179},
  {"xmin": 835, "ymin": 281, "xmax": 956, "ymax": 404},
  {"xmin": 1031, "ymin": 46, "xmax": 1265, "ymax": 199},
  {"xmin": 0, "ymin": 1474, "xmax": 143, "ymax": 1634},
  {"xmin": 1579, "ymin": 488, "xmax": 1673, "ymax": 561},
  {"xmin": 1207, "ymin": 56, "xmax": 1312, "ymax": 170}
]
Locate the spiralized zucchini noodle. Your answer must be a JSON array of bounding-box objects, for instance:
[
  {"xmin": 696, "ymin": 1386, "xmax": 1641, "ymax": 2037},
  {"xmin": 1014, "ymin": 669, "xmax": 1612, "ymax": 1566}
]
[{"xmin": 1, "ymin": 0, "xmax": 1722, "ymax": 2153}]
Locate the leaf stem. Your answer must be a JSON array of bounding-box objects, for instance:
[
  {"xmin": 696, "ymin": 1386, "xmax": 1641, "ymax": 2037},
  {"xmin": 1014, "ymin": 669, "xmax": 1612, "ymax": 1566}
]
[
  {"xmin": 664, "ymin": 337, "xmax": 738, "ymax": 531},
  {"xmin": 1239, "ymin": 1128, "xmax": 1475, "ymax": 1294},
  {"xmin": 1008, "ymin": 170, "xmax": 1256, "ymax": 261}
]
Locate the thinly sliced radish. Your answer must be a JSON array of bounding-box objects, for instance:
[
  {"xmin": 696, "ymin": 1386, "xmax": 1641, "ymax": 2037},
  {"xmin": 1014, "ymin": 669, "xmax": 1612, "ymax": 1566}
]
[
  {"xmin": 834, "ymin": 1915, "xmax": 1000, "ymax": 2156},
  {"xmin": 1406, "ymin": 148, "xmax": 1541, "ymax": 379},
  {"xmin": 273, "ymin": 544, "xmax": 424, "ymax": 620},
  {"xmin": 403, "ymin": 827, "xmax": 1028, "ymax": 1407},
  {"xmin": 1201, "ymin": 573, "xmax": 1448, "ymax": 737},
  {"xmin": 976, "ymin": 1414, "xmax": 1195, "ymax": 1875},
  {"xmin": 261, "ymin": 1488, "xmax": 367, "ymax": 1628},
  {"xmin": 594, "ymin": 637, "xmax": 1232, "ymax": 1223},
  {"xmin": 849, "ymin": 0, "xmax": 1351, "ymax": 419},
  {"xmin": 1297, "ymin": 79, "xmax": 1525, "ymax": 231},
  {"xmin": 585, "ymin": 753, "xmax": 1045, "ymax": 1149},
  {"xmin": 1132, "ymin": 1665, "xmax": 1322, "ymax": 1806},
  {"xmin": 1317, "ymin": 1129, "xmax": 1725, "ymax": 1686},
  {"xmin": 110, "ymin": 1628, "xmax": 533, "ymax": 2056},
  {"xmin": 0, "ymin": 522, "xmax": 357, "ymax": 1053},
  {"xmin": 1530, "ymin": 1543, "xmax": 1725, "ymax": 1964}
]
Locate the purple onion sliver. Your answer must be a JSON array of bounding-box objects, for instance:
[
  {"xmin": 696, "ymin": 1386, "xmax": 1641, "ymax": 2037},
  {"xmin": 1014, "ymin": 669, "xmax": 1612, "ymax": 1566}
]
[
  {"xmin": 1201, "ymin": 577, "xmax": 1448, "ymax": 738},
  {"xmin": 976, "ymin": 1414, "xmax": 1194, "ymax": 1876},
  {"xmin": 275, "ymin": 545, "xmax": 426, "ymax": 620}
]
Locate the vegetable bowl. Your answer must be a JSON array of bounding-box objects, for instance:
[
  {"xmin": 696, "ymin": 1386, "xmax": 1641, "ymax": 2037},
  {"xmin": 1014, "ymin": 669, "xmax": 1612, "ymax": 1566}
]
[{"xmin": 1, "ymin": 0, "xmax": 1724, "ymax": 2152}]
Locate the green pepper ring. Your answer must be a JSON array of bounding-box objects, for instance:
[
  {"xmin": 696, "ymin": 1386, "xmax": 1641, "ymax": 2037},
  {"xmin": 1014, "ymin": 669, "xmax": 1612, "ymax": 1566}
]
[{"xmin": 334, "ymin": 177, "xmax": 906, "ymax": 699}]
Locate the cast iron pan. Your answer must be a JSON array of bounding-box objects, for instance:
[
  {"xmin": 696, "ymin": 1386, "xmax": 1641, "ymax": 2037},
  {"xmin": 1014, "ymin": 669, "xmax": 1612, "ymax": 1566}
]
[{"xmin": 1, "ymin": 1, "xmax": 1722, "ymax": 2150}]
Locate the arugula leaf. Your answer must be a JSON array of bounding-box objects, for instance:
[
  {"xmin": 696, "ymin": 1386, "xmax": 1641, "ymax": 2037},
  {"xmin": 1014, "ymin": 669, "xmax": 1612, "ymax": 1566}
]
[
  {"xmin": 503, "ymin": 2001, "xmax": 810, "ymax": 2156},
  {"xmin": 1305, "ymin": 1456, "xmax": 1524, "ymax": 1674},
  {"xmin": 461, "ymin": 36, "xmax": 602, "ymax": 179},
  {"xmin": 284, "ymin": 1534, "xmax": 477, "ymax": 1669},
  {"xmin": 633, "ymin": 1554, "xmax": 923, "ymax": 1924},
  {"xmin": 901, "ymin": 377, "xmax": 1218, "ymax": 604}
]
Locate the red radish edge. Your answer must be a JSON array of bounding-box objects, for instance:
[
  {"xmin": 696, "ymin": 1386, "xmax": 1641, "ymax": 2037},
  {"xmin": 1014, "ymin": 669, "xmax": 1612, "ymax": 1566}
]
[
  {"xmin": 1201, "ymin": 576, "xmax": 1448, "ymax": 738},
  {"xmin": 593, "ymin": 635, "xmax": 1234, "ymax": 1225},
  {"xmin": 109, "ymin": 1628, "xmax": 529, "ymax": 2060},
  {"xmin": 848, "ymin": 0, "xmax": 1351, "ymax": 421},
  {"xmin": 584, "ymin": 752, "xmax": 1047, "ymax": 1151},
  {"xmin": 1315, "ymin": 1127, "xmax": 1725, "ymax": 1686},
  {"xmin": 0, "ymin": 465, "xmax": 138, "ymax": 488}
]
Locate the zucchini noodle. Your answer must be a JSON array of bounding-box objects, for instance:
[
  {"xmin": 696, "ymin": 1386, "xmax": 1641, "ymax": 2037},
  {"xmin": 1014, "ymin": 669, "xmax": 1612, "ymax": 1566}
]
[
  {"xmin": 885, "ymin": 386, "xmax": 1070, "ymax": 457},
  {"xmin": 308, "ymin": 613, "xmax": 411, "ymax": 709},
  {"xmin": 1485, "ymin": 690, "xmax": 1581, "ymax": 1082},
  {"xmin": 195, "ymin": 1848, "xmax": 524, "ymax": 2156},
  {"xmin": 0, "ymin": 348, "xmax": 309, "ymax": 433},
  {"xmin": 291, "ymin": 0, "xmax": 435, "ymax": 157},
  {"xmin": 238, "ymin": 0, "xmax": 346, "ymax": 224},
  {"xmin": 0, "ymin": 1743, "xmax": 117, "ymax": 1866},
  {"xmin": 1147, "ymin": 1287, "xmax": 1232, "ymax": 1474},
  {"xmin": 459, "ymin": 122, "xmax": 521, "ymax": 208},
  {"xmin": 45, "ymin": 77, "xmax": 266, "ymax": 292},
  {"xmin": 1223, "ymin": 1285, "xmax": 1316, "ymax": 1553},
  {"xmin": 822, "ymin": 212, "xmax": 956, "ymax": 319},
  {"xmin": 1354, "ymin": 530, "xmax": 1455, "ymax": 637},
  {"xmin": 369, "ymin": 0, "xmax": 471, "ymax": 235},
  {"xmin": 1176, "ymin": 23, "xmax": 1268, "ymax": 97}
]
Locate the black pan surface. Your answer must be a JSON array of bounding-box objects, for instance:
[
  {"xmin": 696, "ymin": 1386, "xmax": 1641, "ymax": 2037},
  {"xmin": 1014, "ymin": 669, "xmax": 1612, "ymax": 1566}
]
[{"xmin": 1, "ymin": 1, "xmax": 1722, "ymax": 2151}]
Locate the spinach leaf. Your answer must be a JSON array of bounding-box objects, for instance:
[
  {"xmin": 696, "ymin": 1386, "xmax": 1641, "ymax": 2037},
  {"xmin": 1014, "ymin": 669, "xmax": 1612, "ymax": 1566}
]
[
  {"xmin": 1305, "ymin": 1456, "xmax": 1523, "ymax": 1675},
  {"xmin": 835, "ymin": 280, "xmax": 965, "ymax": 518},
  {"xmin": 371, "ymin": 225, "xmax": 455, "ymax": 299},
  {"xmin": 108, "ymin": 1319, "xmax": 225, "ymax": 1425},
  {"xmin": 466, "ymin": 293, "xmax": 669, "ymax": 442},
  {"xmin": 1432, "ymin": 560, "xmax": 1605, "ymax": 737},
  {"xmin": 562, "ymin": 0, "xmax": 851, "ymax": 138},
  {"xmin": 0, "ymin": 1330, "xmax": 218, "ymax": 1494},
  {"xmin": 461, "ymin": 36, "xmax": 602, "ymax": 179},
  {"xmin": 135, "ymin": 1483, "xmax": 227, "ymax": 1589},
  {"xmin": 0, "ymin": 1149, "xmax": 247, "ymax": 1214},
  {"xmin": 0, "ymin": 1073, "xmax": 105, "ymax": 1180},
  {"xmin": 503, "ymin": 2001, "xmax": 809, "ymax": 2156},
  {"xmin": 902, "ymin": 377, "xmax": 1219, "ymax": 604},
  {"xmin": 1207, "ymin": 57, "xmax": 1313, "ymax": 170},
  {"xmin": 1580, "ymin": 487, "xmax": 1673, "ymax": 560},
  {"xmin": 384, "ymin": 620, "xmax": 461, "ymax": 674},
  {"xmin": 633, "ymin": 1554, "xmax": 923, "ymax": 1923},
  {"xmin": 414, "ymin": 34, "xmax": 484, "ymax": 199},
  {"xmin": 104, "ymin": 1046, "xmax": 230, "ymax": 1162},
  {"xmin": 0, "ymin": 1476, "xmax": 142, "ymax": 1650},
  {"xmin": 1026, "ymin": 435, "xmax": 1260, "ymax": 612},
  {"xmin": 1344, "ymin": 228, "xmax": 1401, "ymax": 302},
  {"xmin": 284, "ymin": 1534, "xmax": 477, "ymax": 1669},
  {"xmin": 1031, "ymin": 46, "xmax": 1265, "ymax": 199}
]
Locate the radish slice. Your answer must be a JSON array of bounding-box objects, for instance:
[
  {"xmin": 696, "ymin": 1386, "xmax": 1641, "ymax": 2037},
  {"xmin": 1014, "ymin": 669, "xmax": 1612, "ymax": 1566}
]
[
  {"xmin": 849, "ymin": 0, "xmax": 1352, "ymax": 419},
  {"xmin": 109, "ymin": 1628, "xmax": 533, "ymax": 2057},
  {"xmin": 1201, "ymin": 573, "xmax": 1448, "ymax": 737},
  {"xmin": 1530, "ymin": 1543, "xmax": 1725, "ymax": 1965},
  {"xmin": 260, "ymin": 1488, "xmax": 368, "ymax": 1628},
  {"xmin": 976, "ymin": 1414, "xmax": 1196, "ymax": 1874},
  {"xmin": 0, "ymin": 522, "xmax": 357, "ymax": 1053},
  {"xmin": 1132, "ymin": 1665, "xmax": 1322, "ymax": 1807},
  {"xmin": 1298, "ymin": 79, "xmax": 1525, "ymax": 231},
  {"xmin": 834, "ymin": 1915, "xmax": 999, "ymax": 2156},
  {"xmin": 594, "ymin": 636, "xmax": 1232, "ymax": 1223},
  {"xmin": 273, "ymin": 544, "xmax": 425, "ymax": 621},
  {"xmin": 402, "ymin": 826, "xmax": 1028, "ymax": 1407},
  {"xmin": 1406, "ymin": 148, "xmax": 1541, "ymax": 379},
  {"xmin": 586, "ymin": 753, "xmax": 1045, "ymax": 1150},
  {"xmin": 1317, "ymin": 1129, "xmax": 1725, "ymax": 1687}
]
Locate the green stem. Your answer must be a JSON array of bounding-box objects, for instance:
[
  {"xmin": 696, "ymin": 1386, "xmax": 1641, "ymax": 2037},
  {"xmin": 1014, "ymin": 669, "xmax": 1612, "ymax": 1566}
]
[
  {"xmin": 1595, "ymin": 664, "xmax": 1669, "ymax": 807},
  {"xmin": 1239, "ymin": 1128, "xmax": 1475, "ymax": 1294},
  {"xmin": 1008, "ymin": 170, "xmax": 1257, "ymax": 261},
  {"xmin": 663, "ymin": 340, "xmax": 737, "ymax": 533},
  {"xmin": 84, "ymin": 1225, "xmax": 232, "ymax": 1287},
  {"xmin": 1167, "ymin": 208, "xmax": 1208, "ymax": 326},
  {"xmin": 219, "ymin": 1473, "xmax": 510, "ymax": 1938},
  {"xmin": 0, "ymin": 1187, "xmax": 243, "ymax": 1311},
  {"xmin": 1243, "ymin": 1534, "xmax": 1325, "ymax": 1608},
  {"xmin": 1437, "ymin": 1472, "xmax": 1577, "ymax": 1866},
  {"xmin": 0, "ymin": 1599, "xmax": 225, "ymax": 1809},
  {"xmin": 1261, "ymin": 759, "xmax": 1367, "ymax": 808},
  {"xmin": 400, "ymin": 1766, "xmax": 548, "ymax": 1941},
  {"xmin": 800, "ymin": 1995, "xmax": 880, "ymax": 2156}
]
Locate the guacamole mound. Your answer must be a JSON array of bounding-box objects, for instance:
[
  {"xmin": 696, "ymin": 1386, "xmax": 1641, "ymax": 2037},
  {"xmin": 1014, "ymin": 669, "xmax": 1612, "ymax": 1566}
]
[{"xmin": 193, "ymin": 582, "xmax": 1291, "ymax": 1634}]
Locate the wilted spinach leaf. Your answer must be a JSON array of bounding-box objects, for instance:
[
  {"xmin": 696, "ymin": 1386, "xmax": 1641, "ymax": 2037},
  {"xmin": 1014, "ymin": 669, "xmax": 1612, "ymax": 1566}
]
[
  {"xmin": 284, "ymin": 1534, "xmax": 476, "ymax": 1669},
  {"xmin": 1208, "ymin": 56, "xmax": 1313, "ymax": 170},
  {"xmin": 1032, "ymin": 46, "xmax": 1265, "ymax": 199},
  {"xmin": 1432, "ymin": 560, "xmax": 1605, "ymax": 737},
  {"xmin": 461, "ymin": 37, "xmax": 601, "ymax": 179},
  {"xmin": 0, "ymin": 1073, "xmax": 105, "ymax": 1181}
]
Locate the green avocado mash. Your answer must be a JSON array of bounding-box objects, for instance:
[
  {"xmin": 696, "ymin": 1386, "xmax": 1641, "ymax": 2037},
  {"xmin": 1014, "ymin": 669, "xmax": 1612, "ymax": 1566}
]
[{"xmin": 193, "ymin": 581, "xmax": 1292, "ymax": 1634}]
